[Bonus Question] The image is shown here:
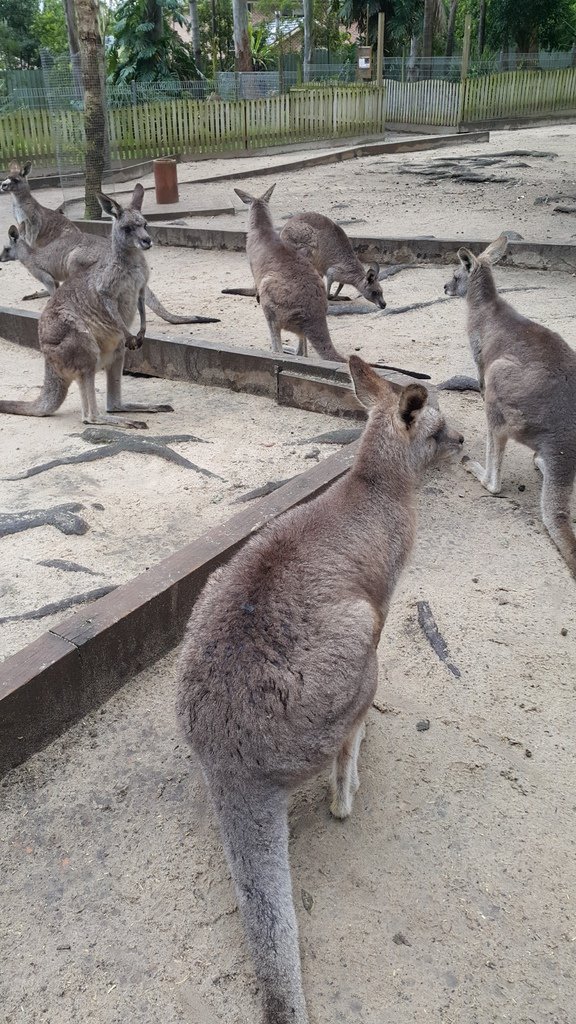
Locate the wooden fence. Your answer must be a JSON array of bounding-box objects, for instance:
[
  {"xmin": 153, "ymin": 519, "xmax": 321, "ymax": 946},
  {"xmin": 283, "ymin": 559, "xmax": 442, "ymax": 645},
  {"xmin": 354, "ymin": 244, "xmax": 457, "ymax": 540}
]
[
  {"xmin": 386, "ymin": 78, "xmax": 460, "ymax": 126},
  {"xmin": 0, "ymin": 67, "xmax": 574, "ymax": 167},
  {"xmin": 0, "ymin": 86, "xmax": 387, "ymax": 165}
]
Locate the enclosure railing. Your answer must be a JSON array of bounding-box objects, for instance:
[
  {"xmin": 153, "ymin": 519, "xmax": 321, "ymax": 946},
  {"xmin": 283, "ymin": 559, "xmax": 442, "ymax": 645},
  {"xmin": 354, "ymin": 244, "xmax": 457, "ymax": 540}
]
[
  {"xmin": 0, "ymin": 84, "xmax": 387, "ymax": 164},
  {"xmin": 0, "ymin": 65, "xmax": 574, "ymax": 166}
]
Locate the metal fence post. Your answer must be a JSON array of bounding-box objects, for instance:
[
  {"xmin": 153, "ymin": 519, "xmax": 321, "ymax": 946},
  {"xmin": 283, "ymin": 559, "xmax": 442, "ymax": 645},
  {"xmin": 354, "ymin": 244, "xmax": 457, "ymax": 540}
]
[{"xmin": 457, "ymin": 13, "xmax": 472, "ymax": 129}]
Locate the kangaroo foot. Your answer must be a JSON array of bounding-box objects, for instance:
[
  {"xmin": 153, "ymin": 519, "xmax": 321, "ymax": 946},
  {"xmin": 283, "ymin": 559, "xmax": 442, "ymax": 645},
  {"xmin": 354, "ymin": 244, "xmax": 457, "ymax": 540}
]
[
  {"xmin": 462, "ymin": 455, "xmax": 501, "ymax": 494},
  {"xmin": 22, "ymin": 289, "xmax": 50, "ymax": 301},
  {"xmin": 107, "ymin": 403, "xmax": 174, "ymax": 414},
  {"xmin": 84, "ymin": 413, "xmax": 148, "ymax": 429}
]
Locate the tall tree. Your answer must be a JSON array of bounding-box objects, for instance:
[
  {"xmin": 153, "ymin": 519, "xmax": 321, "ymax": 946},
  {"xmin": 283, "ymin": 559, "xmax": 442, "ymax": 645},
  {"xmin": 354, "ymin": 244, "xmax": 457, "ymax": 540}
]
[
  {"xmin": 0, "ymin": 0, "xmax": 40, "ymax": 68},
  {"xmin": 189, "ymin": 0, "xmax": 202, "ymax": 71},
  {"xmin": 232, "ymin": 0, "xmax": 252, "ymax": 71},
  {"xmin": 74, "ymin": 0, "xmax": 106, "ymax": 218},
  {"xmin": 303, "ymin": 0, "xmax": 313, "ymax": 80},
  {"xmin": 488, "ymin": 0, "xmax": 576, "ymax": 58},
  {"xmin": 444, "ymin": 0, "xmax": 459, "ymax": 58}
]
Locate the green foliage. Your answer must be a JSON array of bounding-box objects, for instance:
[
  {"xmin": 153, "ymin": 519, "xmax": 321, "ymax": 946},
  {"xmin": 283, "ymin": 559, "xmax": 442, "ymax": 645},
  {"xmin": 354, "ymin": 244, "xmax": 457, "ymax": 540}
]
[
  {"xmin": 247, "ymin": 23, "xmax": 276, "ymax": 71},
  {"xmin": 0, "ymin": 0, "xmax": 40, "ymax": 68},
  {"xmin": 31, "ymin": 0, "xmax": 68, "ymax": 55},
  {"xmin": 487, "ymin": 0, "xmax": 576, "ymax": 52},
  {"xmin": 107, "ymin": 0, "xmax": 201, "ymax": 82}
]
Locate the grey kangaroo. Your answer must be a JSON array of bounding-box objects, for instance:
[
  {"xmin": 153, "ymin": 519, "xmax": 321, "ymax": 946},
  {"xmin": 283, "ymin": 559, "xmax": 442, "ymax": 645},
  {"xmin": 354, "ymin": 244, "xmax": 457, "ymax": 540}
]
[
  {"xmin": 444, "ymin": 234, "xmax": 576, "ymax": 577},
  {"xmin": 234, "ymin": 184, "xmax": 346, "ymax": 362},
  {"xmin": 0, "ymin": 187, "xmax": 172, "ymax": 428},
  {"xmin": 281, "ymin": 211, "xmax": 386, "ymax": 308},
  {"xmin": 177, "ymin": 356, "xmax": 463, "ymax": 1023},
  {"xmin": 0, "ymin": 161, "xmax": 219, "ymax": 323}
]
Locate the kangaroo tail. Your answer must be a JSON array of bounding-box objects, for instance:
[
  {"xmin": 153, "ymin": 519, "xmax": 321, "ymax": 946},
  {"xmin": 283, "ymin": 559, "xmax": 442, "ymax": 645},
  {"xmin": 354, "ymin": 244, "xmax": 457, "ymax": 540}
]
[
  {"xmin": 0, "ymin": 361, "xmax": 68, "ymax": 417},
  {"xmin": 144, "ymin": 285, "xmax": 220, "ymax": 325},
  {"xmin": 207, "ymin": 774, "xmax": 309, "ymax": 1024},
  {"xmin": 307, "ymin": 324, "xmax": 346, "ymax": 363}
]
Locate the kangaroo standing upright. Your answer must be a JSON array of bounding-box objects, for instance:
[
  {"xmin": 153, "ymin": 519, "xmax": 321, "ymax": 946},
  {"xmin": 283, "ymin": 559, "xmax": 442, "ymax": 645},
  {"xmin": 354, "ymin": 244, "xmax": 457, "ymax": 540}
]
[
  {"xmin": 0, "ymin": 186, "xmax": 172, "ymax": 428},
  {"xmin": 0, "ymin": 161, "xmax": 219, "ymax": 323},
  {"xmin": 234, "ymin": 185, "xmax": 346, "ymax": 361},
  {"xmin": 281, "ymin": 211, "xmax": 386, "ymax": 307},
  {"xmin": 177, "ymin": 357, "xmax": 463, "ymax": 1023},
  {"xmin": 444, "ymin": 234, "xmax": 576, "ymax": 577}
]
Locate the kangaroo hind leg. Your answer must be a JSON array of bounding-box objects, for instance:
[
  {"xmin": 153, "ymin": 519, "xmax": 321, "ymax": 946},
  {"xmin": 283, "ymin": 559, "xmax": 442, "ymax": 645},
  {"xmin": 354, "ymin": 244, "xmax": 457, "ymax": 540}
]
[
  {"xmin": 106, "ymin": 348, "xmax": 173, "ymax": 415},
  {"xmin": 330, "ymin": 717, "xmax": 368, "ymax": 820},
  {"xmin": 78, "ymin": 369, "xmax": 147, "ymax": 430},
  {"xmin": 540, "ymin": 457, "xmax": 576, "ymax": 578}
]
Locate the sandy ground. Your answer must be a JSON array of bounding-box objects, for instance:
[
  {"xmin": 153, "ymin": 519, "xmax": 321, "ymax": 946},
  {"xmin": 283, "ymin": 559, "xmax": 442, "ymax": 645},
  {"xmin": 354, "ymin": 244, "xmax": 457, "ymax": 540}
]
[
  {"xmin": 1, "ymin": 124, "xmax": 576, "ymax": 1023},
  {"xmin": 0, "ymin": 348, "xmax": 341, "ymax": 661}
]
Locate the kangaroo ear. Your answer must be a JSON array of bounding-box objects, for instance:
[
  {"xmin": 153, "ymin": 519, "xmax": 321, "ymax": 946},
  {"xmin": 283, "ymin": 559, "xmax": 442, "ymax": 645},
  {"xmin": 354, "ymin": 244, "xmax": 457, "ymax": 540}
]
[
  {"xmin": 398, "ymin": 383, "xmax": 428, "ymax": 428},
  {"xmin": 97, "ymin": 192, "xmax": 122, "ymax": 219},
  {"xmin": 349, "ymin": 355, "xmax": 392, "ymax": 409},
  {"xmin": 481, "ymin": 233, "xmax": 508, "ymax": 265},
  {"xmin": 22, "ymin": 160, "xmax": 32, "ymax": 177},
  {"xmin": 8, "ymin": 225, "xmax": 19, "ymax": 241},
  {"xmin": 261, "ymin": 183, "xmax": 276, "ymax": 203},
  {"xmin": 457, "ymin": 247, "xmax": 477, "ymax": 273},
  {"xmin": 366, "ymin": 262, "xmax": 380, "ymax": 283},
  {"xmin": 130, "ymin": 183, "xmax": 145, "ymax": 211},
  {"xmin": 234, "ymin": 188, "xmax": 254, "ymax": 205}
]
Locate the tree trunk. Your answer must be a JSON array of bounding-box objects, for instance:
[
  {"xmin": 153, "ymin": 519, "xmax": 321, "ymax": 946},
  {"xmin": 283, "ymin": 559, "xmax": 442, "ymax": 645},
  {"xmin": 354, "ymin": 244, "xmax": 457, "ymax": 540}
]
[
  {"xmin": 421, "ymin": 0, "xmax": 435, "ymax": 79},
  {"xmin": 445, "ymin": 0, "xmax": 458, "ymax": 57},
  {"xmin": 232, "ymin": 0, "xmax": 253, "ymax": 72},
  {"xmin": 189, "ymin": 0, "xmax": 202, "ymax": 71},
  {"xmin": 303, "ymin": 0, "xmax": 313, "ymax": 82},
  {"xmin": 407, "ymin": 34, "xmax": 419, "ymax": 81},
  {"xmin": 477, "ymin": 0, "xmax": 486, "ymax": 57},
  {"xmin": 75, "ymin": 0, "xmax": 106, "ymax": 219}
]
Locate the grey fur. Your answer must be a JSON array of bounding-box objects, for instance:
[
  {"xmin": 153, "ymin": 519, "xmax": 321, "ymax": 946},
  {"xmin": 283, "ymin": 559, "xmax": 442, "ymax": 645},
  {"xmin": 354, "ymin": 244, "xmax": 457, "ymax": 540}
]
[
  {"xmin": 0, "ymin": 186, "xmax": 172, "ymax": 428},
  {"xmin": 234, "ymin": 185, "xmax": 345, "ymax": 362},
  {"xmin": 281, "ymin": 212, "xmax": 386, "ymax": 308},
  {"xmin": 0, "ymin": 161, "xmax": 218, "ymax": 324},
  {"xmin": 444, "ymin": 233, "xmax": 576, "ymax": 577},
  {"xmin": 176, "ymin": 357, "xmax": 463, "ymax": 1023}
]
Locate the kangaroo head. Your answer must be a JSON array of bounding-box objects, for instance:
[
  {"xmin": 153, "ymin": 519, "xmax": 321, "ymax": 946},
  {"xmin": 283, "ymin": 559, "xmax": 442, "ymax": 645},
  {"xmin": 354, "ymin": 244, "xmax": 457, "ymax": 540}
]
[
  {"xmin": 444, "ymin": 233, "xmax": 508, "ymax": 297},
  {"xmin": 349, "ymin": 355, "xmax": 463, "ymax": 472},
  {"xmin": 0, "ymin": 160, "xmax": 32, "ymax": 195},
  {"xmin": 0, "ymin": 224, "xmax": 22, "ymax": 262},
  {"xmin": 96, "ymin": 184, "xmax": 151, "ymax": 250},
  {"xmin": 360, "ymin": 262, "xmax": 386, "ymax": 308}
]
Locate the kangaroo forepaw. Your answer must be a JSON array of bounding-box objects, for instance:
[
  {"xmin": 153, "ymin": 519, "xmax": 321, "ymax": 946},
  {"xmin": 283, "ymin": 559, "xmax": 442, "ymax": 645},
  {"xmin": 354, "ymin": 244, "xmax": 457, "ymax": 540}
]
[{"xmin": 330, "ymin": 794, "xmax": 353, "ymax": 820}]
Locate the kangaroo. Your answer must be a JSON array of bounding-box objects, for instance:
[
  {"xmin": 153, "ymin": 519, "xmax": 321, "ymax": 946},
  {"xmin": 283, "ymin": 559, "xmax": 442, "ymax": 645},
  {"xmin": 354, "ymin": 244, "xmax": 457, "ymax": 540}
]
[
  {"xmin": 281, "ymin": 212, "xmax": 386, "ymax": 308},
  {"xmin": 0, "ymin": 161, "xmax": 219, "ymax": 324},
  {"xmin": 444, "ymin": 234, "xmax": 576, "ymax": 577},
  {"xmin": 0, "ymin": 187, "xmax": 173, "ymax": 429},
  {"xmin": 177, "ymin": 356, "xmax": 463, "ymax": 1024},
  {"xmin": 234, "ymin": 184, "xmax": 346, "ymax": 362}
]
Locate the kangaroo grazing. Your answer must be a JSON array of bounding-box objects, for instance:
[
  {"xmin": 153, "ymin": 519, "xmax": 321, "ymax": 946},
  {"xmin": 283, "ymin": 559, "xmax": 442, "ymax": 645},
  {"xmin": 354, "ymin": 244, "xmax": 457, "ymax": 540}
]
[
  {"xmin": 444, "ymin": 234, "xmax": 576, "ymax": 577},
  {"xmin": 177, "ymin": 356, "xmax": 464, "ymax": 1023},
  {"xmin": 0, "ymin": 187, "xmax": 172, "ymax": 429},
  {"xmin": 0, "ymin": 161, "xmax": 218, "ymax": 324},
  {"xmin": 234, "ymin": 184, "xmax": 346, "ymax": 362},
  {"xmin": 281, "ymin": 212, "xmax": 386, "ymax": 308}
]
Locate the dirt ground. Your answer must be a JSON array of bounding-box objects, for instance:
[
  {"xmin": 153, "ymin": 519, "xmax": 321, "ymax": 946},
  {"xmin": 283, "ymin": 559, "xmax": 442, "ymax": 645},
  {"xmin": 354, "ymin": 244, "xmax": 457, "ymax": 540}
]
[{"xmin": 1, "ymin": 124, "xmax": 576, "ymax": 1024}]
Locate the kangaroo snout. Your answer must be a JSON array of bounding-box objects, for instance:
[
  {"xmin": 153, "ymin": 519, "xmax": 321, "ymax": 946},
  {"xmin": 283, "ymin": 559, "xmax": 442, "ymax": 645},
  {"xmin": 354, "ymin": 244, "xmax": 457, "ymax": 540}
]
[{"xmin": 139, "ymin": 237, "xmax": 152, "ymax": 250}]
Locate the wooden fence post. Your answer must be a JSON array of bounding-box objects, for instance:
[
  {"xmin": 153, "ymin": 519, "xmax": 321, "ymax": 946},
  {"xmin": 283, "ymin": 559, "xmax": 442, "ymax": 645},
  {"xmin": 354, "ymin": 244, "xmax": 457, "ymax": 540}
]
[{"xmin": 457, "ymin": 13, "xmax": 472, "ymax": 128}]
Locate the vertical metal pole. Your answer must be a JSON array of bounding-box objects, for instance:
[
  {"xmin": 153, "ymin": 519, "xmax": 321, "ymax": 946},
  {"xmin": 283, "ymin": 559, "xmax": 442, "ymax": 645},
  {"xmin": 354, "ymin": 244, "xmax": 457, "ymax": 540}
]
[
  {"xmin": 376, "ymin": 12, "xmax": 385, "ymax": 86},
  {"xmin": 457, "ymin": 13, "xmax": 472, "ymax": 128}
]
